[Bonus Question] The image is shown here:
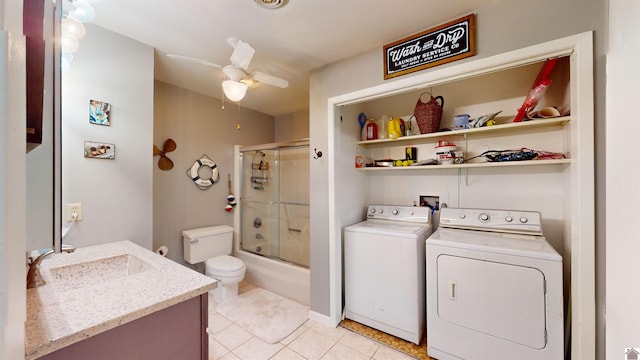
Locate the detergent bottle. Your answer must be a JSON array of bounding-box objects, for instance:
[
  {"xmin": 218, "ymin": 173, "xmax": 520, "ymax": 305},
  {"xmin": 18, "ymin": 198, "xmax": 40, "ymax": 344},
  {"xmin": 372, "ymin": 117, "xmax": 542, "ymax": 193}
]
[
  {"xmin": 388, "ymin": 117, "xmax": 403, "ymax": 139},
  {"xmin": 365, "ymin": 119, "xmax": 378, "ymax": 140}
]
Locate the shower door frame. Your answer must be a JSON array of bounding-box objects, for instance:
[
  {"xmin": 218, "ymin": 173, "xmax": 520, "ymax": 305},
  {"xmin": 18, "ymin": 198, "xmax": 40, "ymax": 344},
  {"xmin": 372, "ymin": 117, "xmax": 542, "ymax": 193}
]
[{"xmin": 235, "ymin": 139, "xmax": 310, "ymax": 267}]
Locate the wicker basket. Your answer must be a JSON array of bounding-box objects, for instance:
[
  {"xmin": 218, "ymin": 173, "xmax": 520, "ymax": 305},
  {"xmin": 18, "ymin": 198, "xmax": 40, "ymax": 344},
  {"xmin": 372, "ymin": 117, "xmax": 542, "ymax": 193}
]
[{"xmin": 414, "ymin": 92, "xmax": 444, "ymax": 134}]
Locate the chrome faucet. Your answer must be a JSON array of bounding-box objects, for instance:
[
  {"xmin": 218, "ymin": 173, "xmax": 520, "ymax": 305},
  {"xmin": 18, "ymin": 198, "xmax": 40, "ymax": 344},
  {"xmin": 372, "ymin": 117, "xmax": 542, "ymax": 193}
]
[{"xmin": 27, "ymin": 244, "xmax": 76, "ymax": 289}]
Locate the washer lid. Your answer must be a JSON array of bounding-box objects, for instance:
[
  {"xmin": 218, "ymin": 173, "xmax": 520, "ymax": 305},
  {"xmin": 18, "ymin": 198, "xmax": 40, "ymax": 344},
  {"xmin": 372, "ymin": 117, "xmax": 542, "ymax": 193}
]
[
  {"xmin": 345, "ymin": 219, "xmax": 431, "ymax": 238},
  {"xmin": 205, "ymin": 255, "xmax": 244, "ymax": 272},
  {"xmin": 427, "ymin": 228, "xmax": 561, "ymax": 261}
]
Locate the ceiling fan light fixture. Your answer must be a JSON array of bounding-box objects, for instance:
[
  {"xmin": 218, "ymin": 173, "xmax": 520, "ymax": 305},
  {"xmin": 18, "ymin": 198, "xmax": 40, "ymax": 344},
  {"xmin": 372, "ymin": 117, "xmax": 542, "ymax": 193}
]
[
  {"xmin": 253, "ymin": 0, "xmax": 288, "ymax": 10},
  {"xmin": 61, "ymin": 17, "xmax": 86, "ymax": 39},
  {"xmin": 222, "ymin": 80, "xmax": 248, "ymax": 102},
  {"xmin": 68, "ymin": 0, "xmax": 95, "ymax": 23}
]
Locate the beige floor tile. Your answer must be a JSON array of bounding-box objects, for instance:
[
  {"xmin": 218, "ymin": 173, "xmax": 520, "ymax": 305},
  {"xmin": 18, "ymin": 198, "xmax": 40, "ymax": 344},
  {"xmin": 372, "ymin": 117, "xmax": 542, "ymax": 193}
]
[
  {"xmin": 208, "ymin": 293, "xmax": 217, "ymax": 312},
  {"xmin": 219, "ymin": 353, "xmax": 241, "ymax": 360},
  {"xmin": 213, "ymin": 324, "xmax": 253, "ymax": 350},
  {"xmin": 270, "ymin": 347, "xmax": 307, "ymax": 360},
  {"xmin": 208, "ymin": 313, "xmax": 234, "ymax": 334},
  {"xmin": 287, "ymin": 328, "xmax": 337, "ymax": 360},
  {"xmin": 232, "ymin": 337, "xmax": 283, "ymax": 360},
  {"xmin": 280, "ymin": 325, "xmax": 308, "ymax": 346},
  {"xmin": 320, "ymin": 343, "xmax": 369, "ymax": 360},
  {"xmin": 373, "ymin": 345, "xmax": 417, "ymax": 360},
  {"xmin": 338, "ymin": 331, "xmax": 380, "ymax": 357},
  {"xmin": 238, "ymin": 280, "xmax": 257, "ymax": 294},
  {"xmin": 208, "ymin": 337, "xmax": 230, "ymax": 360},
  {"xmin": 307, "ymin": 320, "xmax": 347, "ymax": 342}
]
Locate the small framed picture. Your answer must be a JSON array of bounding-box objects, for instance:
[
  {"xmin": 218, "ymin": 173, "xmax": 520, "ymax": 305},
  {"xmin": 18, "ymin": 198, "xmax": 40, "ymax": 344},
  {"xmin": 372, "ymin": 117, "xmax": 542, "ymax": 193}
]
[
  {"xmin": 84, "ymin": 141, "xmax": 115, "ymax": 159},
  {"xmin": 89, "ymin": 99, "xmax": 111, "ymax": 126}
]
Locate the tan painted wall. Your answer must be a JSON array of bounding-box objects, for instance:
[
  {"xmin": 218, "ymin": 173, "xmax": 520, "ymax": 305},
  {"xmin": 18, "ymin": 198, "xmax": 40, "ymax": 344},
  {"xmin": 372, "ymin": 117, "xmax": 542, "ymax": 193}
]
[{"xmin": 153, "ymin": 81, "xmax": 275, "ymax": 266}]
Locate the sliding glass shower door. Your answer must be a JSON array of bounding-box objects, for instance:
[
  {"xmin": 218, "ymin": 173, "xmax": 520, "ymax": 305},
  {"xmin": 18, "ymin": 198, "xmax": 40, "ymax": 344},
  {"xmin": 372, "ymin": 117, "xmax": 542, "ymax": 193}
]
[{"xmin": 239, "ymin": 142, "xmax": 309, "ymax": 267}]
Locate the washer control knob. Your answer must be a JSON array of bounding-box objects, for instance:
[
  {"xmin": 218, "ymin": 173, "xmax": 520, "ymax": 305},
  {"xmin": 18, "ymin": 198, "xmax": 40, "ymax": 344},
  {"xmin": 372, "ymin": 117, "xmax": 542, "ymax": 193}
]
[
  {"xmin": 479, "ymin": 213, "xmax": 490, "ymax": 222},
  {"xmin": 505, "ymin": 216, "xmax": 513, "ymax": 222},
  {"xmin": 392, "ymin": 209, "xmax": 399, "ymax": 215},
  {"xmin": 378, "ymin": 209, "xmax": 384, "ymax": 214},
  {"xmin": 520, "ymin": 217, "xmax": 528, "ymax": 223},
  {"xmin": 409, "ymin": 211, "xmax": 415, "ymax": 216},
  {"xmin": 459, "ymin": 214, "xmax": 466, "ymax": 219},
  {"xmin": 370, "ymin": 208, "xmax": 376, "ymax": 214}
]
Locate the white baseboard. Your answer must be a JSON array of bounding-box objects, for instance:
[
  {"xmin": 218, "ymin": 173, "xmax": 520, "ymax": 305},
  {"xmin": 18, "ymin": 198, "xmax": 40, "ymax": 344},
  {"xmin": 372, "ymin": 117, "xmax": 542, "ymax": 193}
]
[{"xmin": 308, "ymin": 310, "xmax": 336, "ymax": 328}]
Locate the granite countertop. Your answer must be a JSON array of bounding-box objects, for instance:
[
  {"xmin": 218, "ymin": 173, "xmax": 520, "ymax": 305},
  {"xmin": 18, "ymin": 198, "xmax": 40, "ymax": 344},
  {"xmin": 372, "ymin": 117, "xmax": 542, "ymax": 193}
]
[{"xmin": 25, "ymin": 240, "xmax": 217, "ymax": 360}]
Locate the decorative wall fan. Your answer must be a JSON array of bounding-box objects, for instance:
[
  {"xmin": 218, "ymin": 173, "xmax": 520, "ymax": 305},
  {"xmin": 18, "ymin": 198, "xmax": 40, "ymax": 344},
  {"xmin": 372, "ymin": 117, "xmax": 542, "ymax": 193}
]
[
  {"xmin": 167, "ymin": 37, "xmax": 289, "ymax": 102},
  {"xmin": 153, "ymin": 138, "xmax": 176, "ymax": 170}
]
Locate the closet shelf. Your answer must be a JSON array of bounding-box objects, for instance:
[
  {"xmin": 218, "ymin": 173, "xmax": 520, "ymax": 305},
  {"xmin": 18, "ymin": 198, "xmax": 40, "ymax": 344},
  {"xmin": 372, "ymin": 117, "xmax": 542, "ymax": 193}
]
[
  {"xmin": 355, "ymin": 116, "xmax": 570, "ymax": 147},
  {"xmin": 357, "ymin": 158, "xmax": 571, "ymax": 171}
]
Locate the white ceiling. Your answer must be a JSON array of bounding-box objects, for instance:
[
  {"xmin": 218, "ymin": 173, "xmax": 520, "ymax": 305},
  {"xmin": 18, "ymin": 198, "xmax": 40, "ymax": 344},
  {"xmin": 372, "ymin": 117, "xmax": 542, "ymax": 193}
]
[{"xmin": 91, "ymin": 0, "xmax": 498, "ymax": 116}]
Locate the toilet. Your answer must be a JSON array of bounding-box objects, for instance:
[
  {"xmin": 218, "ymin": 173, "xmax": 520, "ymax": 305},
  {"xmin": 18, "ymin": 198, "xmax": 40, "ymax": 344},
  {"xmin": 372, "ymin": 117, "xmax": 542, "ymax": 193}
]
[{"xmin": 182, "ymin": 225, "xmax": 246, "ymax": 303}]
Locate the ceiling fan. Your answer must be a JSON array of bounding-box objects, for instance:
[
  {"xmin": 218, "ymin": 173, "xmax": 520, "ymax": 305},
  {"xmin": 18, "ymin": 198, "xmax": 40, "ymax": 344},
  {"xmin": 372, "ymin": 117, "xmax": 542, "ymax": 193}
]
[{"xmin": 167, "ymin": 37, "xmax": 289, "ymax": 102}]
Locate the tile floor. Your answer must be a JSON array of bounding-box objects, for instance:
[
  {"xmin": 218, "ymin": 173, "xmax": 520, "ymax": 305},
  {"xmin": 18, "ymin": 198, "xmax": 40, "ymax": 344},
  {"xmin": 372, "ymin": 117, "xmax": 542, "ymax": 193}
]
[{"xmin": 207, "ymin": 282, "xmax": 417, "ymax": 360}]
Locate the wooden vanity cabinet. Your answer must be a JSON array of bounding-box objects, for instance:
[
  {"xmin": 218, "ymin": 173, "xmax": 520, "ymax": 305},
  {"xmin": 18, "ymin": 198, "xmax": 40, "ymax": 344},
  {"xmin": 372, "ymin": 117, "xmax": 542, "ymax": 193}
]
[{"xmin": 37, "ymin": 294, "xmax": 209, "ymax": 360}]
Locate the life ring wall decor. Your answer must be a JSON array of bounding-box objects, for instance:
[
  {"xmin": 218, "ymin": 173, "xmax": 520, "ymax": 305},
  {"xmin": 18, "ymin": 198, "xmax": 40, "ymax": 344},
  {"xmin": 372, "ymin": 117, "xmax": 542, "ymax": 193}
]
[{"xmin": 187, "ymin": 154, "xmax": 220, "ymax": 190}]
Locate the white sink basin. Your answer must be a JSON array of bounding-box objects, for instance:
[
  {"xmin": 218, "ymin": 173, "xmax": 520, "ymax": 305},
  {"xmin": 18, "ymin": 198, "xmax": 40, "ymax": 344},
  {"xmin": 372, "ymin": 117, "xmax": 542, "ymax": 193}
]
[{"xmin": 48, "ymin": 254, "xmax": 154, "ymax": 291}]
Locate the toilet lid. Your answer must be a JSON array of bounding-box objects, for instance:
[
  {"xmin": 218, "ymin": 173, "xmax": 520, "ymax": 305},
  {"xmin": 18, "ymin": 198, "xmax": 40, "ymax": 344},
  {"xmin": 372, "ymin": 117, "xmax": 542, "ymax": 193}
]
[{"xmin": 205, "ymin": 255, "xmax": 244, "ymax": 272}]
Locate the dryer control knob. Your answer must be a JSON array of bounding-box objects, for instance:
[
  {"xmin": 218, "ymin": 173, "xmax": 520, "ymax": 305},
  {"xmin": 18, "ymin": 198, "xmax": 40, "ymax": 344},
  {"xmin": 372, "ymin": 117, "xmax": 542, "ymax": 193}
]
[
  {"xmin": 392, "ymin": 209, "xmax": 399, "ymax": 215},
  {"xmin": 378, "ymin": 209, "xmax": 384, "ymax": 214},
  {"xmin": 505, "ymin": 216, "xmax": 513, "ymax": 222},
  {"xmin": 479, "ymin": 213, "xmax": 490, "ymax": 222},
  {"xmin": 459, "ymin": 214, "xmax": 466, "ymax": 219},
  {"xmin": 370, "ymin": 208, "xmax": 376, "ymax": 214},
  {"xmin": 519, "ymin": 217, "xmax": 528, "ymax": 223}
]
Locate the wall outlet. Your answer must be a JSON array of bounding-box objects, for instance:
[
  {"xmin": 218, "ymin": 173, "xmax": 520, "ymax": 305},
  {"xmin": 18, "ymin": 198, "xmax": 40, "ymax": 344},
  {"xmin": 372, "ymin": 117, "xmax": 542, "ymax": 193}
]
[
  {"xmin": 419, "ymin": 195, "xmax": 440, "ymax": 210},
  {"xmin": 66, "ymin": 203, "xmax": 83, "ymax": 221}
]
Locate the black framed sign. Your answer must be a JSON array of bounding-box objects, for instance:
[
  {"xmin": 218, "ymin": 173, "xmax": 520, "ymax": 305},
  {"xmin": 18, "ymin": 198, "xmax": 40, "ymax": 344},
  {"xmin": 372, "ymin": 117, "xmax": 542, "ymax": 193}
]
[{"xmin": 383, "ymin": 14, "xmax": 476, "ymax": 80}]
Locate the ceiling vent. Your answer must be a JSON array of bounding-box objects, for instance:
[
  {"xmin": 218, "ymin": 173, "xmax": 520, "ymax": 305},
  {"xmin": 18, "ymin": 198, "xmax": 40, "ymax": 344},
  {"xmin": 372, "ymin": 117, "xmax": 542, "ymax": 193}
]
[{"xmin": 253, "ymin": 0, "xmax": 288, "ymax": 9}]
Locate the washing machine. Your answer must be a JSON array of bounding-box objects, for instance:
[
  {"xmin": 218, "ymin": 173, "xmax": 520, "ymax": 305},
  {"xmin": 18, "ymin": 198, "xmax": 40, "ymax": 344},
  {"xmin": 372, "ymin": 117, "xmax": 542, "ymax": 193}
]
[
  {"xmin": 426, "ymin": 207, "xmax": 564, "ymax": 360},
  {"xmin": 344, "ymin": 204, "xmax": 433, "ymax": 345}
]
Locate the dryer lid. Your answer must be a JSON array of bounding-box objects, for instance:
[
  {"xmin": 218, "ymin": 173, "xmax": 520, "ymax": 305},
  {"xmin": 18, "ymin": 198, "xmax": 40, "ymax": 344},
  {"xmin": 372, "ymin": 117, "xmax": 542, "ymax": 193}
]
[{"xmin": 205, "ymin": 255, "xmax": 244, "ymax": 272}]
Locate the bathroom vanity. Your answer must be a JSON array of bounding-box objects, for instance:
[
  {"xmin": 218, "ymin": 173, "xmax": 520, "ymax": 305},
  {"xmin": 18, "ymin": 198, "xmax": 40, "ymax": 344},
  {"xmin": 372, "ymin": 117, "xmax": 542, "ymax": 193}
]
[{"xmin": 25, "ymin": 241, "xmax": 216, "ymax": 360}]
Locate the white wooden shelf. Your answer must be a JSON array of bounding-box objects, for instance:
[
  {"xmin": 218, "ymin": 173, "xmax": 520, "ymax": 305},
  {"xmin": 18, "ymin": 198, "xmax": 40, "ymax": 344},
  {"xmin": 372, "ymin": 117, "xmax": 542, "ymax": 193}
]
[
  {"xmin": 356, "ymin": 158, "xmax": 571, "ymax": 171},
  {"xmin": 355, "ymin": 116, "xmax": 570, "ymax": 148}
]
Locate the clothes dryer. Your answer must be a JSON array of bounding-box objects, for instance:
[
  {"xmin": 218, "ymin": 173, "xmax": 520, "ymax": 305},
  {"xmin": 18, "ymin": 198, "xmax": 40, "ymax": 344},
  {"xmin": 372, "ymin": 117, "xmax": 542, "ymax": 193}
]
[{"xmin": 426, "ymin": 207, "xmax": 564, "ymax": 360}]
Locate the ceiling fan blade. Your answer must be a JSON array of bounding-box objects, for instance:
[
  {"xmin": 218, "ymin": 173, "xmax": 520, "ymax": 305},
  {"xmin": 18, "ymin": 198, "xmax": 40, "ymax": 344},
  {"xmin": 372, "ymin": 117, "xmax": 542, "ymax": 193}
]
[
  {"xmin": 229, "ymin": 40, "xmax": 255, "ymax": 70},
  {"xmin": 250, "ymin": 71, "xmax": 289, "ymax": 88},
  {"xmin": 166, "ymin": 54, "xmax": 222, "ymax": 69}
]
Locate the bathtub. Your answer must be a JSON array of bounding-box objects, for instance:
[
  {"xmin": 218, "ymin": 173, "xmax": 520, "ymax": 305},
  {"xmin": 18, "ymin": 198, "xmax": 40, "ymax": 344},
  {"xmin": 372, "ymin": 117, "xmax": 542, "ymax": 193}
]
[{"xmin": 235, "ymin": 249, "xmax": 310, "ymax": 306}]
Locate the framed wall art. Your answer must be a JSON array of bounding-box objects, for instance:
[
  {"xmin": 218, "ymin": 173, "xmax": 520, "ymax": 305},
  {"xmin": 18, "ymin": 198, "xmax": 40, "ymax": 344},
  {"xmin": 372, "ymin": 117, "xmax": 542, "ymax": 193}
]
[
  {"xmin": 84, "ymin": 141, "xmax": 115, "ymax": 159},
  {"xmin": 89, "ymin": 99, "xmax": 111, "ymax": 126},
  {"xmin": 383, "ymin": 14, "xmax": 476, "ymax": 79}
]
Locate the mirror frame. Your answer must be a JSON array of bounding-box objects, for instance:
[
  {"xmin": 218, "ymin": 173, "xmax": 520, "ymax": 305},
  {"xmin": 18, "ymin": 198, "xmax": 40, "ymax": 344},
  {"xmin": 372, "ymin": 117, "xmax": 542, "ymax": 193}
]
[{"xmin": 52, "ymin": 0, "xmax": 61, "ymax": 252}]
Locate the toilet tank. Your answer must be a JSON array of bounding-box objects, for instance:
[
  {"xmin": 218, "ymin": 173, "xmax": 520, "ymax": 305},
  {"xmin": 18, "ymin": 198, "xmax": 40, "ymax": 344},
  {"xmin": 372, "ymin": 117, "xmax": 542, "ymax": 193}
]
[{"xmin": 182, "ymin": 225, "xmax": 234, "ymax": 264}]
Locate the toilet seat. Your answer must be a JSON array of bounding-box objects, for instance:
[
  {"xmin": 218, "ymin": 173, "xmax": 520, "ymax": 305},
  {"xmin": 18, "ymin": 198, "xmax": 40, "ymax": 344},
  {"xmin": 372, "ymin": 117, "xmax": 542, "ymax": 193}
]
[{"xmin": 206, "ymin": 255, "xmax": 245, "ymax": 274}]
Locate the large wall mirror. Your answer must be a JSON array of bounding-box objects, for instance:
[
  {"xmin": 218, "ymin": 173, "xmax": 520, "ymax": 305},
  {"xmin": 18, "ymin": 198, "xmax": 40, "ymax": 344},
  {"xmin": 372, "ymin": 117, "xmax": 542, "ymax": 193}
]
[{"xmin": 25, "ymin": 0, "xmax": 62, "ymax": 253}]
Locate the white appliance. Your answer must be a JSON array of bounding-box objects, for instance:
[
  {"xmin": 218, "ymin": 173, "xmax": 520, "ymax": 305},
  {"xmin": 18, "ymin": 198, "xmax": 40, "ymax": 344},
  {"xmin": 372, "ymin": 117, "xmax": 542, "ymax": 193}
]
[
  {"xmin": 344, "ymin": 205, "xmax": 433, "ymax": 344},
  {"xmin": 426, "ymin": 207, "xmax": 564, "ymax": 360}
]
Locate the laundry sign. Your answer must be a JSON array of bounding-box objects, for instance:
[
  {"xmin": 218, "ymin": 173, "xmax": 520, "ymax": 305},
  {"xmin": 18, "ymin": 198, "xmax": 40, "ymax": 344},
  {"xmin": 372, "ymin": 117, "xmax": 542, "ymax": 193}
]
[{"xmin": 383, "ymin": 14, "xmax": 476, "ymax": 79}]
